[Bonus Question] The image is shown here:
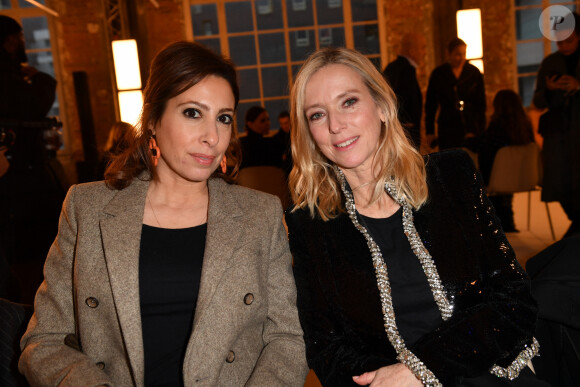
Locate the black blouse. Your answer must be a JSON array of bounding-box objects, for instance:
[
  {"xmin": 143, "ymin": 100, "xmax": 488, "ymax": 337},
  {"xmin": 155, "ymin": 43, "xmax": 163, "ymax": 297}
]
[
  {"xmin": 359, "ymin": 209, "xmax": 442, "ymax": 347},
  {"xmin": 139, "ymin": 223, "xmax": 207, "ymax": 387}
]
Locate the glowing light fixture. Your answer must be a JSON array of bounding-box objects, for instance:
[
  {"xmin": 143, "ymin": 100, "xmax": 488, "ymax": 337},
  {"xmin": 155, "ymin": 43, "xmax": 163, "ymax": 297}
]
[
  {"xmin": 112, "ymin": 39, "xmax": 143, "ymax": 126},
  {"xmin": 118, "ymin": 91, "xmax": 144, "ymax": 126},
  {"xmin": 457, "ymin": 9, "xmax": 484, "ymax": 73}
]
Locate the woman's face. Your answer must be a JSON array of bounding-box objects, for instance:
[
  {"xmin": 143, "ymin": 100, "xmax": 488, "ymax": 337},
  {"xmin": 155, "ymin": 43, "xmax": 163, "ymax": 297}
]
[
  {"xmin": 154, "ymin": 75, "xmax": 235, "ymax": 184},
  {"xmin": 448, "ymin": 45, "xmax": 466, "ymax": 68},
  {"xmin": 247, "ymin": 111, "xmax": 271, "ymax": 135},
  {"xmin": 303, "ymin": 64, "xmax": 385, "ymax": 177}
]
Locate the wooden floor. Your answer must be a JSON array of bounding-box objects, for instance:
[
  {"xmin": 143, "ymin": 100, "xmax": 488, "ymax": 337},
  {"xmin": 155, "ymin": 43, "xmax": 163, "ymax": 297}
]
[{"xmin": 302, "ymin": 190, "xmax": 571, "ymax": 387}]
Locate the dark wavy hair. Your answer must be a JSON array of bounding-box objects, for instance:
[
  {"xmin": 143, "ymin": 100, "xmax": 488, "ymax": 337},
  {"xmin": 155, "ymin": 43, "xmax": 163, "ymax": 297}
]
[
  {"xmin": 105, "ymin": 41, "xmax": 241, "ymax": 190},
  {"xmin": 490, "ymin": 89, "xmax": 534, "ymax": 145}
]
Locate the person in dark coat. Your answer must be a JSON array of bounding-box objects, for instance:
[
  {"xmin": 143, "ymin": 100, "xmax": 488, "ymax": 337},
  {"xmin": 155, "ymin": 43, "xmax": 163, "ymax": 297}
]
[
  {"xmin": 383, "ymin": 33, "xmax": 426, "ymax": 150},
  {"xmin": 532, "ymin": 12, "xmax": 580, "ymax": 238},
  {"xmin": 0, "ymin": 15, "xmax": 62, "ymax": 304},
  {"xmin": 286, "ymin": 46, "xmax": 546, "ymax": 387},
  {"xmin": 425, "ymin": 38, "xmax": 486, "ymax": 150},
  {"xmin": 239, "ymin": 106, "xmax": 281, "ymax": 169}
]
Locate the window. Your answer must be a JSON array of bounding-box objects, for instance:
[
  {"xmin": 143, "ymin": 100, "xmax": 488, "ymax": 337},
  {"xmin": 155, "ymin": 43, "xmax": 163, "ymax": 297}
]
[
  {"xmin": 186, "ymin": 0, "xmax": 381, "ymax": 131},
  {"xmin": 514, "ymin": 0, "xmax": 579, "ymax": 107}
]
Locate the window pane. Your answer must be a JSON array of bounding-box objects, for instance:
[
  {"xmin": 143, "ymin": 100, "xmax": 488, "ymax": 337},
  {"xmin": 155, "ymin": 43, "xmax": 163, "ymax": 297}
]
[
  {"xmin": 265, "ymin": 99, "xmax": 290, "ymax": 124},
  {"xmin": 259, "ymin": 33, "xmax": 286, "ymax": 63},
  {"xmin": 287, "ymin": 0, "xmax": 313, "ymax": 27},
  {"xmin": 292, "ymin": 64, "xmax": 303, "ymax": 78},
  {"xmin": 368, "ymin": 56, "xmax": 381, "ymax": 72},
  {"xmin": 0, "ymin": 0, "xmax": 11, "ymax": 9},
  {"xmin": 196, "ymin": 38, "xmax": 221, "ymax": 54},
  {"xmin": 238, "ymin": 69, "xmax": 260, "ymax": 100},
  {"xmin": 352, "ymin": 0, "xmax": 376, "ymax": 22},
  {"xmin": 256, "ymin": 0, "xmax": 283, "ymax": 30},
  {"xmin": 226, "ymin": 1, "xmax": 253, "ymax": 33},
  {"xmin": 18, "ymin": 0, "xmax": 45, "ymax": 6},
  {"xmin": 353, "ymin": 24, "xmax": 379, "ymax": 54},
  {"xmin": 518, "ymin": 75, "xmax": 536, "ymax": 107},
  {"xmin": 262, "ymin": 67, "xmax": 289, "ymax": 97},
  {"xmin": 515, "ymin": 0, "xmax": 541, "ymax": 5},
  {"xmin": 229, "ymin": 35, "xmax": 257, "ymax": 66},
  {"xmin": 316, "ymin": 0, "xmax": 343, "ymax": 25},
  {"xmin": 22, "ymin": 17, "xmax": 51, "ymax": 50},
  {"xmin": 319, "ymin": 27, "xmax": 345, "ymax": 47},
  {"xmin": 191, "ymin": 4, "xmax": 218, "ymax": 37},
  {"xmin": 27, "ymin": 51, "xmax": 54, "ymax": 76},
  {"xmin": 515, "ymin": 9, "xmax": 542, "ymax": 40},
  {"xmin": 289, "ymin": 29, "xmax": 315, "ymax": 61},
  {"xmin": 516, "ymin": 41, "xmax": 543, "ymax": 73}
]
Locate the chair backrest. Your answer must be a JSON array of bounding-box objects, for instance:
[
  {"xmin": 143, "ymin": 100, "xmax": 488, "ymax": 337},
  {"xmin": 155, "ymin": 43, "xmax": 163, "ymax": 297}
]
[
  {"xmin": 487, "ymin": 142, "xmax": 542, "ymax": 195},
  {"xmin": 237, "ymin": 166, "xmax": 290, "ymax": 209},
  {"xmin": 0, "ymin": 298, "xmax": 32, "ymax": 387}
]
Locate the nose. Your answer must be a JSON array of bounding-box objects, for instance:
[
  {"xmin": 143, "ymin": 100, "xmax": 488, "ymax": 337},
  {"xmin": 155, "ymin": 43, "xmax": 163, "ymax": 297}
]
[
  {"xmin": 328, "ymin": 113, "xmax": 345, "ymax": 134},
  {"xmin": 201, "ymin": 122, "xmax": 219, "ymax": 146}
]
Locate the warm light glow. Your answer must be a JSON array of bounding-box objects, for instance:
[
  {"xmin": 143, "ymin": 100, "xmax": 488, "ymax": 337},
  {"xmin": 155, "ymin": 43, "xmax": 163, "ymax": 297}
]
[
  {"xmin": 118, "ymin": 90, "xmax": 143, "ymax": 126},
  {"xmin": 112, "ymin": 40, "xmax": 142, "ymax": 91},
  {"xmin": 469, "ymin": 59, "xmax": 484, "ymax": 74},
  {"xmin": 457, "ymin": 9, "xmax": 483, "ymax": 60}
]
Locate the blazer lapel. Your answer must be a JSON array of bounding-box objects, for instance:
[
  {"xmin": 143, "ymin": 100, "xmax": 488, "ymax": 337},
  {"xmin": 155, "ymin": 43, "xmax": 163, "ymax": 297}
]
[
  {"xmin": 192, "ymin": 178, "xmax": 244, "ymax": 330},
  {"xmin": 100, "ymin": 177, "xmax": 149, "ymax": 387}
]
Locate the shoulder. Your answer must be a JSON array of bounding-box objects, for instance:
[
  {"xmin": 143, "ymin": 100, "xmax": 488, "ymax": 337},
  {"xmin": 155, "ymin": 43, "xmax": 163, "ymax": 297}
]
[
  {"xmin": 211, "ymin": 178, "xmax": 282, "ymax": 215},
  {"xmin": 424, "ymin": 149, "xmax": 477, "ymax": 185},
  {"xmin": 65, "ymin": 180, "xmax": 117, "ymax": 204}
]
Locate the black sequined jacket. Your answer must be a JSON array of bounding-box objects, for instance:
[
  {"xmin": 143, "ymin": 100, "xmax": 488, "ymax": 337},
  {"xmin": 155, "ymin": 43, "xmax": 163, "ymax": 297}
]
[{"xmin": 285, "ymin": 150, "xmax": 538, "ymax": 386}]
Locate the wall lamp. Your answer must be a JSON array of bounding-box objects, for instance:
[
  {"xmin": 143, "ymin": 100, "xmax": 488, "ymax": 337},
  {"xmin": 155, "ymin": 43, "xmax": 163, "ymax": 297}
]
[
  {"xmin": 112, "ymin": 39, "xmax": 143, "ymax": 126},
  {"xmin": 456, "ymin": 8, "xmax": 484, "ymax": 73}
]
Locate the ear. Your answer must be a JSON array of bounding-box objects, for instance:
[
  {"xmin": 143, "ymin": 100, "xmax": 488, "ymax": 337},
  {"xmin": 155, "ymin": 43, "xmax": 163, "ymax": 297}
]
[{"xmin": 377, "ymin": 106, "xmax": 386, "ymax": 124}]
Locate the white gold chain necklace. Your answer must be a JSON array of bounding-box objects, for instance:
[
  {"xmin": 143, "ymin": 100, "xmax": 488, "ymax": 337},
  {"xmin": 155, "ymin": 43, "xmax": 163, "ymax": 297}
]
[{"xmin": 334, "ymin": 166, "xmax": 539, "ymax": 385}]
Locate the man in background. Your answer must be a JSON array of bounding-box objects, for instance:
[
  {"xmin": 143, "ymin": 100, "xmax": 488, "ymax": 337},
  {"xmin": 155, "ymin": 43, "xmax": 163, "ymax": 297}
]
[
  {"xmin": 272, "ymin": 110, "xmax": 292, "ymax": 177},
  {"xmin": 383, "ymin": 33, "xmax": 426, "ymax": 150},
  {"xmin": 0, "ymin": 15, "xmax": 61, "ymax": 303}
]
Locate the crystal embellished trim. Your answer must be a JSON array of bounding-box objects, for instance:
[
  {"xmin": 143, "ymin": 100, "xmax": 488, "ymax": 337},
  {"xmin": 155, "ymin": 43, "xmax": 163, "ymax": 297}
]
[
  {"xmin": 490, "ymin": 337, "xmax": 540, "ymax": 380},
  {"xmin": 334, "ymin": 166, "xmax": 539, "ymax": 384},
  {"xmin": 335, "ymin": 167, "xmax": 446, "ymax": 386}
]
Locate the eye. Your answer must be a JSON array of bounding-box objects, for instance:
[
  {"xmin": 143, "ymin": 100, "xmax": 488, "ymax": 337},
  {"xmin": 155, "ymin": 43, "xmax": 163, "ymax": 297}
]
[
  {"xmin": 344, "ymin": 98, "xmax": 357, "ymax": 107},
  {"xmin": 183, "ymin": 108, "xmax": 201, "ymax": 118},
  {"xmin": 309, "ymin": 112, "xmax": 324, "ymax": 121},
  {"xmin": 218, "ymin": 114, "xmax": 233, "ymax": 125}
]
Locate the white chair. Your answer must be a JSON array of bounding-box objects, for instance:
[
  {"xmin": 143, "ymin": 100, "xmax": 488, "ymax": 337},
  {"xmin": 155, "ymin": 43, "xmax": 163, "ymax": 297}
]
[
  {"xmin": 237, "ymin": 166, "xmax": 290, "ymax": 209},
  {"xmin": 486, "ymin": 142, "xmax": 555, "ymax": 240}
]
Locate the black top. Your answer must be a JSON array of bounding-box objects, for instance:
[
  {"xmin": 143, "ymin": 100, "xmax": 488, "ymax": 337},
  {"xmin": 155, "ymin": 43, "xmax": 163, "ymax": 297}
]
[
  {"xmin": 359, "ymin": 209, "xmax": 442, "ymax": 347},
  {"xmin": 139, "ymin": 223, "xmax": 207, "ymax": 387}
]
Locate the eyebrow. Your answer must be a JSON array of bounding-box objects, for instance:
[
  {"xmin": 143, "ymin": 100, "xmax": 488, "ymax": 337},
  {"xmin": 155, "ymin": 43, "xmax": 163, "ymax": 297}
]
[
  {"xmin": 177, "ymin": 100, "xmax": 234, "ymax": 114},
  {"xmin": 304, "ymin": 89, "xmax": 360, "ymax": 111}
]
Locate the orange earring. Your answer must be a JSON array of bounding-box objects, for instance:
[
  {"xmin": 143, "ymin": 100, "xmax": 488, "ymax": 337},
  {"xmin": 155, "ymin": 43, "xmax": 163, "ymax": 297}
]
[
  {"xmin": 149, "ymin": 137, "xmax": 160, "ymax": 167},
  {"xmin": 220, "ymin": 155, "xmax": 227, "ymax": 174}
]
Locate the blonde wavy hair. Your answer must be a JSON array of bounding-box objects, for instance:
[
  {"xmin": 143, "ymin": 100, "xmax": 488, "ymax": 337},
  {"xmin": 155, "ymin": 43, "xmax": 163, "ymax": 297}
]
[{"xmin": 289, "ymin": 47, "xmax": 428, "ymax": 220}]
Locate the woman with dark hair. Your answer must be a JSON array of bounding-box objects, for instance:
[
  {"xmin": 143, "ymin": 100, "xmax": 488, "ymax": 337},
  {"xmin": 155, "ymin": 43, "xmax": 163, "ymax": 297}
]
[
  {"xmin": 425, "ymin": 37, "xmax": 486, "ymax": 150},
  {"xmin": 286, "ymin": 47, "xmax": 545, "ymax": 386},
  {"xmin": 469, "ymin": 89, "xmax": 534, "ymax": 232},
  {"xmin": 19, "ymin": 41, "xmax": 307, "ymax": 386},
  {"xmin": 239, "ymin": 105, "xmax": 282, "ymax": 168}
]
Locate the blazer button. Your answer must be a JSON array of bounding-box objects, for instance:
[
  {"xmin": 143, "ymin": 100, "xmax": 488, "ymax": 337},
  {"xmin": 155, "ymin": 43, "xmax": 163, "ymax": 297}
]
[
  {"xmin": 243, "ymin": 293, "xmax": 254, "ymax": 305},
  {"xmin": 226, "ymin": 350, "xmax": 235, "ymax": 363},
  {"xmin": 96, "ymin": 361, "xmax": 105, "ymax": 370},
  {"xmin": 85, "ymin": 297, "xmax": 99, "ymax": 308}
]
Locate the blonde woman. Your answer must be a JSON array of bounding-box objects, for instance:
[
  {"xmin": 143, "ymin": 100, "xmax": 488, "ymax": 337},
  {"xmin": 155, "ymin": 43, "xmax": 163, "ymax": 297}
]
[{"xmin": 285, "ymin": 47, "xmax": 545, "ymax": 386}]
